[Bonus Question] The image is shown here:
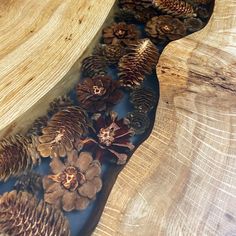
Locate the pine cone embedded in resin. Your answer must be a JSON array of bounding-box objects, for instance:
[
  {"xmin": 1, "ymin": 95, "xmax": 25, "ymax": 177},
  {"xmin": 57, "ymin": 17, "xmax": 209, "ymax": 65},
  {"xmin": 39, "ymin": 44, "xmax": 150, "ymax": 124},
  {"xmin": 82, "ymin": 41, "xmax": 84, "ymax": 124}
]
[
  {"xmin": 43, "ymin": 150, "xmax": 102, "ymax": 212},
  {"xmin": 37, "ymin": 106, "xmax": 89, "ymax": 158},
  {"xmin": 94, "ymin": 44, "xmax": 127, "ymax": 65},
  {"xmin": 0, "ymin": 191, "xmax": 70, "ymax": 236},
  {"xmin": 0, "ymin": 135, "xmax": 39, "ymax": 182},
  {"xmin": 26, "ymin": 116, "xmax": 49, "ymax": 137},
  {"xmin": 152, "ymin": 0, "xmax": 196, "ymax": 18},
  {"xmin": 130, "ymin": 87, "xmax": 156, "ymax": 112},
  {"xmin": 145, "ymin": 15, "xmax": 187, "ymax": 42},
  {"xmin": 80, "ymin": 112, "xmax": 134, "ymax": 165},
  {"xmin": 102, "ymin": 22, "xmax": 140, "ymax": 46},
  {"xmin": 77, "ymin": 76, "xmax": 123, "ymax": 113},
  {"xmin": 184, "ymin": 17, "xmax": 204, "ymax": 32},
  {"xmin": 81, "ymin": 55, "xmax": 107, "ymax": 78},
  {"xmin": 126, "ymin": 111, "xmax": 150, "ymax": 135},
  {"xmin": 119, "ymin": 0, "xmax": 153, "ymax": 9},
  {"xmin": 118, "ymin": 39, "xmax": 159, "ymax": 88},
  {"xmin": 48, "ymin": 95, "xmax": 74, "ymax": 116}
]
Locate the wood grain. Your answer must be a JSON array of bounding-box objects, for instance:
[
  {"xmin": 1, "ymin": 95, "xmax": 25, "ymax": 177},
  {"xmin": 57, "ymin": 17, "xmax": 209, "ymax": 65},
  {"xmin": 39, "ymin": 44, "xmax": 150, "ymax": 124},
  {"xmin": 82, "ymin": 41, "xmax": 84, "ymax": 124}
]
[
  {"xmin": 0, "ymin": 0, "xmax": 116, "ymax": 138},
  {"xmin": 94, "ymin": 0, "xmax": 236, "ymax": 235}
]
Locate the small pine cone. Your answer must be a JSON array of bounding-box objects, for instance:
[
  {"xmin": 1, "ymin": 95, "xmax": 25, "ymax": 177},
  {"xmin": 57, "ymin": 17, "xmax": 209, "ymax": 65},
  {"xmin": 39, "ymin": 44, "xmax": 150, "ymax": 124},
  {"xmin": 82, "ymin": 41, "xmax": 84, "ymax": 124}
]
[
  {"xmin": 0, "ymin": 135, "xmax": 36, "ymax": 182},
  {"xmin": 145, "ymin": 15, "xmax": 187, "ymax": 42},
  {"xmin": 115, "ymin": 9, "xmax": 137, "ymax": 23},
  {"xmin": 152, "ymin": 0, "xmax": 196, "ymax": 18},
  {"xmin": 130, "ymin": 87, "xmax": 156, "ymax": 112},
  {"xmin": 0, "ymin": 191, "xmax": 70, "ymax": 236},
  {"xmin": 94, "ymin": 44, "xmax": 127, "ymax": 65},
  {"xmin": 118, "ymin": 39, "xmax": 159, "ymax": 88},
  {"xmin": 48, "ymin": 95, "xmax": 74, "ymax": 116},
  {"xmin": 126, "ymin": 111, "xmax": 150, "ymax": 135},
  {"xmin": 26, "ymin": 116, "xmax": 49, "ymax": 137},
  {"xmin": 81, "ymin": 55, "xmax": 107, "ymax": 78},
  {"xmin": 184, "ymin": 17, "xmax": 204, "ymax": 32},
  {"xmin": 102, "ymin": 22, "xmax": 140, "ymax": 46},
  {"xmin": 14, "ymin": 171, "xmax": 43, "ymax": 198},
  {"xmin": 37, "ymin": 106, "xmax": 89, "ymax": 158}
]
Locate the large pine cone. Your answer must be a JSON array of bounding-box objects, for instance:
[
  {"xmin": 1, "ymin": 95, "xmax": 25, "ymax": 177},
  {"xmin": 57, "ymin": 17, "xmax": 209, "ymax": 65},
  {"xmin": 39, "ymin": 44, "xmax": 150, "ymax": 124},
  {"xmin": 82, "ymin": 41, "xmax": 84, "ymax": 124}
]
[
  {"xmin": 0, "ymin": 135, "xmax": 38, "ymax": 182},
  {"xmin": 118, "ymin": 39, "xmax": 159, "ymax": 88},
  {"xmin": 77, "ymin": 76, "xmax": 123, "ymax": 112},
  {"xmin": 145, "ymin": 15, "xmax": 187, "ymax": 42},
  {"xmin": 152, "ymin": 0, "xmax": 196, "ymax": 18},
  {"xmin": 37, "ymin": 106, "xmax": 89, "ymax": 158},
  {"xmin": 0, "ymin": 191, "xmax": 70, "ymax": 236}
]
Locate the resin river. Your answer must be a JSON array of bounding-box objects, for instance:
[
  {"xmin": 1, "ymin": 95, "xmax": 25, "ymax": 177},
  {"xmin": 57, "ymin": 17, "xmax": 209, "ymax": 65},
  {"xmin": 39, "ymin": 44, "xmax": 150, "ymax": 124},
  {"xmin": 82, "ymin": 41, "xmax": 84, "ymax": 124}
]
[{"xmin": 0, "ymin": 1, "xmax": 214, "ymax": 235}]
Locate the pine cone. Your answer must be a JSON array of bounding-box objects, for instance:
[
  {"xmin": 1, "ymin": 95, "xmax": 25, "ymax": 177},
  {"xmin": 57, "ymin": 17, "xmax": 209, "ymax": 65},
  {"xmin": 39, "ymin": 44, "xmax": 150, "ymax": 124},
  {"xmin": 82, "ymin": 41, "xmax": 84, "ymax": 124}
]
[
  {"xmin": 126, "ymin": 111, "xmax": 150, "ymax": 135},
  {"xmin": 184, "ymin": 17, "xmax": 204, "ymax": 32},
  {"xmin": 118, "ymin": 39, "xmax": 159, "ymax": 88},
  {"xmin": 145, "ymin": 15, "xmax": 187, "ymax": 42},
  {"xmin": 48, "ymin": 95, "xmax": 74, "ymax": 116},
  {"xmin": 77, "ymin": 76, "xmax": 123, "ymax": 113},
  {"xmin": 187, "ymin": 0, "xmax": 212, "ymax": 4},
  {"xmin": 0, "ymin": 191, "xmax": 70, "ymax": 236},
  {"xmin": 26, "ymin": 116, "xmax": 49, "ymax": 137},
  {"xmin": 130, "ymin": 87, "xmax": 156, "ymax": 112},
  {"xmin": 118, "ymin": 0, "xmax": 158, "ymax": 23},
  {"xmin": 81, "ymin": 55, "xmax": 107, "ymax": 78},
  {"xmin": 102, "ymin": 22, "xmax": 140, "ymax": 46},
  {"xmin": 94, "ymin": 44, "xmax": 127, "ymax": 65},
  {"xmin": 0, "ymin": 135, "xmax": 37, "ymax": 182},
  {"xmin": 152, "ymin": 0, "xmax": 196, "ymax": 18},
  {"xmin": 37, "ymin": 106, "xmax": 89, "ymax": 158}
]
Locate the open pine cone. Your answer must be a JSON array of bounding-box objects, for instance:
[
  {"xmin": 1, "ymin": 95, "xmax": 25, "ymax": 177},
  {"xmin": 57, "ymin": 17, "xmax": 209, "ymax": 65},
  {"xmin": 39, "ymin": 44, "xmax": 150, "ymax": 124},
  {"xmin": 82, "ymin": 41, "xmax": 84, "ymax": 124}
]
[
  {"xmin": 0, "ymin": 191, "xmax": 70, "ymax": 236},
  {"xmin": 102, "ymin": 22, "xmax": 140, "ymax": 45},
  {"xmin": 77, "ymin": 76, "xmax": 123, "ymax": 113},
  {"xmin": 0, "ymin": 135, "xmax": 39, "ymax": 182},
  {"xmin": 145, "ymin": 15, "xmax": 187, "ymax": 42},
  {"xmin": 43, "ymin": 150, "xmax": 102, "ymax": 212},
  {"xmin": 37, "ymin": 106, "xmax": 89, "ymax": 158}
]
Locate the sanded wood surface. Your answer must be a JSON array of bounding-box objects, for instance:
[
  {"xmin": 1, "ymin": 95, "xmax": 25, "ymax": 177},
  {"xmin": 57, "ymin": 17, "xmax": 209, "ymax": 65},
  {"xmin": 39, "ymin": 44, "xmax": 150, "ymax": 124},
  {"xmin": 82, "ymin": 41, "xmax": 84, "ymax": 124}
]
[
  {"xmin": 94, "ymin": 0, "xmax": 236, "ymax": 235},
  {"xmin": 0, "ymin": 0, "xmax": 115, "ymax": 138}
]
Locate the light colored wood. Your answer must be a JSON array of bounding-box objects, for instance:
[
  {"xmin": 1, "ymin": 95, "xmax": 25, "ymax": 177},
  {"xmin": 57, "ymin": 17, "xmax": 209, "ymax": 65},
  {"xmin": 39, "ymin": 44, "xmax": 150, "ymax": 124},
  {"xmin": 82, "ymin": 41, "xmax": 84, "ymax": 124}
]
[
  {"xmin": 0, "ymin": 0, "xmax": 116, "ymax": 138},
  {"xmin": 94, "ymin": 1, "xmax": 236, "ymax": 235}
]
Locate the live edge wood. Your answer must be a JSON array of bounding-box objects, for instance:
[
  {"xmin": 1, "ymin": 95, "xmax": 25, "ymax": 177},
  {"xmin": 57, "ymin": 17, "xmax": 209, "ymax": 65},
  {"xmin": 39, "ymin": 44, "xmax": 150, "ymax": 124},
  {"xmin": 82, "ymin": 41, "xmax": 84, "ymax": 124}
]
[
  {"xmin": 94, "ymin": 1, "xmax": 236, "ymax": 236},
  {"xmin": 0, "ymin": 0, "xmax": 116, "ymax": 138}
]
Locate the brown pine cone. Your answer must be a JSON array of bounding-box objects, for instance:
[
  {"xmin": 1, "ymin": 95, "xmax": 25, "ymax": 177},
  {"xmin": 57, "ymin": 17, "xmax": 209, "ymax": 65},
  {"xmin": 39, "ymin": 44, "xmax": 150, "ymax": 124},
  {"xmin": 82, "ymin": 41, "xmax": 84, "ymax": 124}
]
[
  {"xmin": 37, "ymin": 106, "xmax": 89, "ymax": 158},
  {"xmin": 48, "ymin": 95, "xmax": 74, "ymax": 116},
  {"xmin": 184, "ymin": 17, "xmax": 204, "ymax": 32},
  {"xmin": 94, "ymin": 44, "xmax": 127, "ymax": 65},
  {"xmin": 145, "ymin": 15, "xmax": 187, "ymax": 42},
  {"xmin": 0, "ymin": 135, "xmax": 38, "ymax": 182},
  {"xmin": 118, "ymin": 39, "xmax": 159, "ymax": 88},
  {"xmin": 77, "ymin": 76, "xmax": 123, "ymax": 112},
  {"xmin": 81, "ymin": 55, "xmax": 107, "ymax": 78},
  {"xmin": 152, "ymin": 0, "xmax": 196, "ymax": 18},
  {"xmin": 130, "ymin": 87, "xmax": 156, "ymax": 112},
  {"xmin": 0, "ymin": 191, "xmax": 70, "ymax": 236},
  {"xmin": 119, "ymin": 0, "xmax": 153, "ymax": 9},
  {"xmin": 26, "ymin": 116, "xmax": 49, "ymax": 137},
  {"xmin": 102, "ymin": 22, "xmax": 140, "ymax": 46}
]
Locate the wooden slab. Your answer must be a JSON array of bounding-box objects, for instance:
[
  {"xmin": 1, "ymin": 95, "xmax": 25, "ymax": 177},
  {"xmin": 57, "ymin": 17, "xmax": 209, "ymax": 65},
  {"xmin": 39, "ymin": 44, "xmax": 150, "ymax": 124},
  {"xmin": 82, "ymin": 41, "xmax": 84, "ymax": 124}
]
[
  {"xmin": 94, "ymin": 0, "xmax": 236, "ymax": 235},
  {"xmin": 0, "ymin": 0, "xmax": 115, "ymax": 138}
]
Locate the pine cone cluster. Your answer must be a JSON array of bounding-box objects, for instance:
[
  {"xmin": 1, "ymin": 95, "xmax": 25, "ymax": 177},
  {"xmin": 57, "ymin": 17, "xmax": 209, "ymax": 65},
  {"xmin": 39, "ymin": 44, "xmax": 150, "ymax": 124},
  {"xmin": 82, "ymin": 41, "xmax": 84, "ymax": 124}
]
[
  {"xmin": 94, "ymin": 44, "xmax": 127, "ymax": 65},
  {"xmin": 0, "ymin": 191, "xmax": 70, "ymax": 236},
  {"xmin": 145, "ymin": 15, "xmax": 187, "ymax": 42},
  {"xmin": 130, "ymin": 87, "xmax": 156, "ymax": 112},
  {"xmin": 118, "ymin": 39, "xmax": 159, "ymax": 88},
  {"xmin": 81, "ymin": 55, "xmax": 107, "ymax": 78},
  {"xmin": 0, "ymin": 135, "xmax": 37, "ymax": 182},
  {"xmin": 152, "ymin": 0, "xmax": 196, "ymax": 18},
  {"xmin": 37, "ymin": 106, "xmax": 89, "ymax": 158},
  {"xmin": 77, "ymin": 76, "xmax": 123, "ymax": 113}
]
